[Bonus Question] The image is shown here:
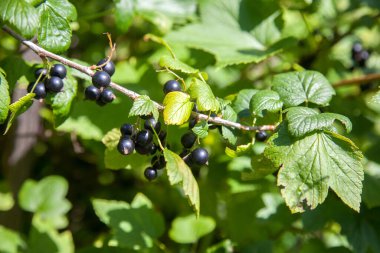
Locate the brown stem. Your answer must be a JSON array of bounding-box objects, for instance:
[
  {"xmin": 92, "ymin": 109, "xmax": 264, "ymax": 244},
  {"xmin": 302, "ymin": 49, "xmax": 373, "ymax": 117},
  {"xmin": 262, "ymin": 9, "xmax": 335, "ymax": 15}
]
[
  {"xmin": 2, "ymin": 25, "xmax": 275, "ymax": 132},
  {"xmin": 333, "ymin": 73, "xmax": 380, "ymax": 87}
]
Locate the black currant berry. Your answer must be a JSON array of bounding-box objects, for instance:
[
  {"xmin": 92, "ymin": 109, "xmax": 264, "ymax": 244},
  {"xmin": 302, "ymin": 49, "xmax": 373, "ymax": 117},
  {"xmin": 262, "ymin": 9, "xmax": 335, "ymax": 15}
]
[
  {"xmin": 140, "ymin": 114, "xmax": 152, "ymax": 120},
  {"xmin": 180, "ymin": 149, "xmax": 190, "ymax": 158},
  {"xmin": 100, "ymin": 89, "xmax": 115, "ymax": 103},
  {"xmin": 181, "ymin": 132, "xmax": 197, "ymax": 149},
  {"xmin": 117, "ymin": 136, "xmax": 135, "ymax": 155},
  {"xmin": 34, "ymin": 68, "xmax": 47, "ymax": 79},
  {"xmin": 255, "ymin": 130, "xmax": 268, "ymax": 142},
  {"xmin": 97, "ymin": 58, "xmax": 115, "ymax": 76},
  {"xmin": 144, "ymin": 167, "xmax": 157, "ymax": 181},
  {"xmin": 158, "ymin": 130, "xmax": 167, "ymax": 141},
  {"xmin": 351, "ymin": 42, "xmax": 362, "ymax": 55},
  {"xmin": 85, "ymin": 85, "xmax": 100, "ymax": 101},
  {"xmin": 135, "ymin": 142, "xmax": 154, "ymax": 155},
  {"xmin": 144, "ymin": 117, "xmax": 161, "ymax": 133},
  {"xmin": 163, "ymin": 80, "xmax": 181, "ymax": 94},
  {"xmin": 92, "ymin": 71, "xmax": 111, "ymax": 88},
  {"xmin": 190, "ymin": 148, "xmax": 209, "ymax": 166},
  {"xmin": 50, "ymin": 64, "xmax": 67, "ymax": 79},
  {"xmin": 135, "ymin": 130, "xmax": 153, "ymax": 146},
  {"xmin": 120, "ymin": 123, "xmax": 135, "ymax": 136},
  {"xmin": 46, "ymin": 76, "xmax": 64, "ymax": 92},
  {"xmin": 188, "ymin": 117, "xmax": 197, "ymax": 129},
  {"xmin": 31, "ymin": 82, "xmax": 47, "ymax": 99},
  {"xmin": 96, "ymin": 99, "xmax": 107, "ymax": 107},
  {"xmin": 151, "ymin": 155, "xmax": 166, "ymax": 170}
]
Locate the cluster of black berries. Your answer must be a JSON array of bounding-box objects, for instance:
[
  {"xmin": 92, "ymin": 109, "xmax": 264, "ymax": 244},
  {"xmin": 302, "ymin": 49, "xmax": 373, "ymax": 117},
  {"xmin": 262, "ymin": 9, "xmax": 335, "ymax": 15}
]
[
  {"xmin": 117, "ymin": 116, "xmax": 166, "ymax": 181},
  {"xmin": 85, "ymin": 58, "xmax": 116, "ymax": 106},
  {"xmin": 27, "ymin": 64, "xmax": 67, "ymax": 99},
  {"xmin": 351, "ymin": 42, "xmax": 370, "ymax": 68}
]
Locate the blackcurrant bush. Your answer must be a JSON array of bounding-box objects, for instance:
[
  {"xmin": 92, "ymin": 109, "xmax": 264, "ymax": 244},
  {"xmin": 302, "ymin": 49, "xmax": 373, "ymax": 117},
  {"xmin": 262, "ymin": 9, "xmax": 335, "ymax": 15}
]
[
  {"xmin": 255, "ymin": 130, "xmax": 268, "ymax": 142},
  {"xmin": 92, "ymin": 71, "xmax": 111, "ymax": 88},
  {"xmin": 97, "ymin": 58, "xmax": 115, "ymax": 76},
  {"xmin": 120, "ymin": 123, "xmax": 135, "ymax": 136},
  {"xmin": 144, "ymin": 117, "xmax": 161, "ymax": 133},
  {"xmin": 163, "ymin": 80, "xmax": 181, "ymax": 94},
  {"xmin": 85, "ymin": 85, "xmax": 100, "ymax": 101},
  {"xmin": 34, "ymin": 68, "xmax": 47, "ymax": 79},
  {"xmin": 31, "ymin": 82, "xmax": 47, "ymax": 99},
  {"xmin": 117, "ymin": 136, "xmax": 135, "ymax": 155},
  {"xmin": 181, "ymin": 132, "xmax": 197, "ymax": 149},
  {"xmin": 46, "ymin": 76, "xmax": 64, "ymax": 92},
  {"xmin": 100, "ymin": 89, "xmax": 115, "ymax": 103},
  {"xmin": 50, "ymin": 64, "xmax": 67, "ymax": 78},
  {"xmin": 135, "ymin": 130, "xmax": 153, "ymax": 146},
  {"xmin": 151, "ymin": 155, "xmax": 166, "ymax": 170},
  {"xmin": 144, "ymin": 167, "xmax": 157, "ymax": 181},
  {"xmin": 190, "ymin": 148, "xmax": 209, "ymax": 166}
]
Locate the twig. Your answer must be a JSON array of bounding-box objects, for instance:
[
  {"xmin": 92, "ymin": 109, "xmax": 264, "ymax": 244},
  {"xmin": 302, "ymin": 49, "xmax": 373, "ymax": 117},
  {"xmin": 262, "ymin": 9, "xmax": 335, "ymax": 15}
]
[
  {"xmin": 333, "ymin": 73, "xmax": 380, "ymax": 87},
  {"xmin": 2, "ymin": 25, "xmax": 275, "ymax": 132}
]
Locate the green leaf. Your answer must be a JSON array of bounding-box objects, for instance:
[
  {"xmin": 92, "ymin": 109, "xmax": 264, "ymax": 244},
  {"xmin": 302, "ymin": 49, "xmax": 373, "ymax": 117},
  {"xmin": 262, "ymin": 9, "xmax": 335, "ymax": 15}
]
[
  {"xmin": 57, "ymin": 116, "xmax": 103, "ymax": 140},
  {"xmin": 0, "ymin": 225, "xmax": 25, "ymax": 253},
  {"xmin": 0, "ymin": 71, "xmax": 10, "ymax": 124},
  {"xmin": 163, "ymin": 91, "xmax": 193, "ymax": 125},
  {"xmin": 242, "ymin": 155, "xmax": 277, "ymax": 180},
  {"xmin": 286, "ymin": 107, "xmax": 352, "ymax": 137},
  {"xmin": 18, "ymin": 176, "xmax": 71, "ymax": 229},
  {"xmin": 113, "ymin": 0, "xmax": 134, "ymax": 32},
  {"xmin": 371, "ymin": 90, "xmax": 380, "ymax": 104},
  {"xmin": 0, "ymin": 191, "xmax": 14, "ymax": 211},
  {"xmin": 169, "ymin": 214, "xmax": 216, "ymax": 244},
  {"xmin": 4, "ymin": 93, "xmax": 35, "ymax": 135},
  {"xmin": 250, "ymin": 90, "xmax": 283, "ymax": 117},
  {"xmin": 129, "ymin": 95, "xmax": 159, "ymax": 120},
  {"xmin": 264, "ymin": 125, "xmax": 364, "ymax": 213},
  {"xmin": 40, "ymin": 0, "xmax": 77, "ymax": 21},
  {"xmin": 45, "ymin": 73, "xmax": 78, "ymax": 126},
  {"xmin": 233, "ymin": 89, "xmax": 258, "ymax": 118},
  {"xmin": 92, "ymin": 193, "xmax": 165, "ymax": 249},
  {"xmin": 164, "ymin": 148, "xmax": 200, "ymax": 216},
  {"xmin": 362, "ymin": 162, "xmax": 380, "ymax": 209},
  {"xmin": 0, "ymin": 0, "xmax": 39, "ymax": 38},
  {"xmin": 189, "ymin": 78, "xmax": 219, "ymax": 112},
  {"xmin": 219, "ymin": 102, "xmax": 238, "ymax": 145},
  {"xmin": 192, "ymin": 120, "xmax": 209, "ymax": 138},
  {"xmin": 37, "ymin": 4, "xmax": 72, "ymax": 53},
  {"xmin": 159, "ymin": 55, "xmax": 199, "ymax": 74},
  {"xmin": 272, "ymin": 71, "xmax": 336, "ymax": 107}
]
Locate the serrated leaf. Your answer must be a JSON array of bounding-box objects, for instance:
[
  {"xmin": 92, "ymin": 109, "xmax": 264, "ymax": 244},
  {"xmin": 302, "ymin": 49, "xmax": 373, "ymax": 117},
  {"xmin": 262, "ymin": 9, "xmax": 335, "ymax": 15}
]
[
  {"xmin": 40, "ymin": 0, "xmax": 77, "ymax": 21},
  {"xmin": 363, "ymin": 162, "xmax": 380, "ymax": 209},
  {"xmin": 92, "ymin": 193, "xmax": 165, "ymax": 249},
  {"xmin": 169, "ymin": 214, "xmax": 216, "ymax": 244},
  {"xmin": 189, "ymin": 78, "xmax": 219, "ymax": 112},
  {"xmin": 114, "ymin": 0, "xmax": 134, "ymax": 32},
  {"xmin": 159, "ymin": 55, "xmax": 199, "ymax": 74},
  {"xmin": 192, "ymin": 120, "xmax": 209, "ymax": 138},
  {"xmin": 4, "ymin": 93, "xmax": 35, "ymax": 135},
  {"xmin": 250, "ymin": 90, "xmax": 283, "ymax": 117},
  {"xmin": 38, "ymin": 4, "xmax": 72, "ymax": 53},
  {"xmin": 164, "ymin": 148, "xmax": 200, "ymax": 216},
  {"xmin": 0, "ymin": 71, "xmax": 10, "ymax": 124},
  {"xmin": 102, "ymin": 128, "xmax": 121, "ymax": 149},
  {"xmin": 57, "ymin": 116, "xmax": 103, "ymax": 140},
  {"xmin": 18, "ymin": 176, "xmax": 71, "ymax": 229},
  {"xmin": 233, "ymin": 89, "xmax": 258, "ymax": 118},
  {"xmin": 242, "ymin": 155, "xmax": 277, "ymax": 180},
  {"xmin": 286, "ymin": 107, "xmax": 352, "ymax": 137},
  {"xmin": 129, "ymin": 95, "xmax": 159, "ymax": 120},
  {"xmin": 45, "ymin": 73, "xmax": 78, "ymax": 126},
  {"xmin": 163, "ymin": 91, "xmax": 193, "ymax": 125},
  {"xmin": 221, "ymin": 126, "xmax": 237, "ymax": 145},
  {"xmin": 264, "ymin": 125, "xmax": 364, "ymax": 213},
  {"xmin": 272, "ymin": 71, "xmax": 335, "ymax": 107},
  {"xmin": 0, "ymin": 0, "xmax": 39, "ymax": 38},
  {"xmin": 0, "ymin": 225, "xmax": 26, "ymax": 253}
]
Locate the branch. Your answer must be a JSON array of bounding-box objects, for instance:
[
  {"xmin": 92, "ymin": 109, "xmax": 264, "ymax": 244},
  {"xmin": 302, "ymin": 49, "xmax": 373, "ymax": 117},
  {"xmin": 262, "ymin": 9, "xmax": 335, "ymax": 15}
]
[
  {"xmin": 333, "ymin": 73, "xmax": 380, "ymax": 87},
  {"xmin": 2, "ymin": 26, "xmax": 276, "ymax": 132}
]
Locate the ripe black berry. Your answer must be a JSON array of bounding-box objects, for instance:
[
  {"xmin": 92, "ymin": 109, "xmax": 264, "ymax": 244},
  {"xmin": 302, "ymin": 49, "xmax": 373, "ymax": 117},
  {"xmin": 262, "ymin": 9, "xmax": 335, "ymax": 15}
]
[
  {"xmin": 351, "ymin": 42, "xmax": 363, "ymax": 54},
  {"xmin": 135, "ymin": 130, "xmax": 153, "ymax": 146},
  {"xmin": 181, "ymin": 132, "xmax": 197, "ymax": 149},
  {"xmin": 144, "ymin": 167, "xmax": 157, "ymax": 181},
  {"xmin": 85, "ymin": 85, "xmax": 100, "ymax": 100},
  {"xmin": 46, "ymin": 76, "xmax": 64, "ymax": 92},
  {"xmin": 151, "ymin": 155, "xmax": 166, "ymax": 170},
  {"xmin": 120, "ymin": 123, "xmax": 135, "ymax": 136},
  {"xmin": 97, "ymin": 58, "xmax": 115, "ymax": 76},
  {"xmin": 188, "ymin": 117, "xmax": 197, "ymax": 129},
  {"xmin": 135, "ymin": 142, "xmax": 155, "ymax": 155},
  {"xmin": 96, "ymin": 99, "xmax": 106, "ymax": 107},
  {"xmin": 31, "ymin": 82, "xmax": 47, "ymax": 99},
  {"xmin": 144, "ymin": 117, "xmax": 161, "ymax": 133},
  {"xmin": 92, "ymin": 71, "xmax": 111, "ymax": 88},
  {"xmin": 100, "ymin": 89, "xmax": 115, "ymax": 103},
  {"xmin": 190, "ymin": 148, "xmax": 209, "ymax": 166},
  {"xmin": 158, "ymin": 130, "xmax": 167, "ymax": 141},
  {"xmin": 255, "ymin": 131, "xmax": 268, "ymax": 142},
  {"xmin": 117, "ymin": 136, "xmax": 135, "ymax": 155},
  {"xmin": 34, "ymin": 68, "xmax": 47, "ymax": 79},
  {"xmin": 50, "ymin": 64, "xmax": 67, "ymax": 79},
  {"xmin": 163, "ymin": 80, "xmax": 181, "ymax": 94}
]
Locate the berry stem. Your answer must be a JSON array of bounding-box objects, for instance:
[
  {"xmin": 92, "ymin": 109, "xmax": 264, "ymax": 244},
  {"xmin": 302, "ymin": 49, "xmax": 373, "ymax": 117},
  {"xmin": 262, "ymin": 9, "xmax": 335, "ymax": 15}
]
[
  {"xmin": 2, "ymin": 25, "xmax": 276, "ymax": 132},
  {"xmin": 333, "ymin": 73, "xmax": 380, "ymax": 87}
]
